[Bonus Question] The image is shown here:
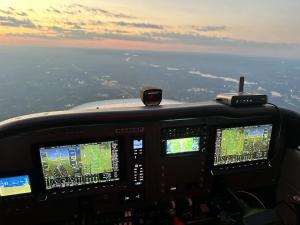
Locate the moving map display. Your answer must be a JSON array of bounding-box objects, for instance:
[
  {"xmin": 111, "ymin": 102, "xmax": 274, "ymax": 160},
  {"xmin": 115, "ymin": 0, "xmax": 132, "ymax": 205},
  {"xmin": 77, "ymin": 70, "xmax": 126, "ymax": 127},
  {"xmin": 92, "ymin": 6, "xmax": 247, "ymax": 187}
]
[
  {"xmin": 214, "ymin": 124, "xmax": 273, "ymax": 166},
  {"xmin": 39, "ymin": 140, "xmax": 120, "ymax": 190},
  {"xmin": 0, "ymin": 175, "xmax": 31, "ymax": 196},
  {"xmin": 166, "ymin": 137, "xmax": 200, "ymax": 155}
]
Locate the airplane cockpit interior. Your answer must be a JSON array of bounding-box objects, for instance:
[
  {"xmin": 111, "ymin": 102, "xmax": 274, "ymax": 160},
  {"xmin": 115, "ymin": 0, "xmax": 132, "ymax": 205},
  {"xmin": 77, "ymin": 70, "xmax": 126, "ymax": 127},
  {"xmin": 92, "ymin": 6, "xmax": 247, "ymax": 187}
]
[
  {"xmin": 0, "ymin": 1, "xmax": 299, "ymax": 225},
  {"xmin": 0, "ymin": 81, "xmax": 299, "ymax": 225}
]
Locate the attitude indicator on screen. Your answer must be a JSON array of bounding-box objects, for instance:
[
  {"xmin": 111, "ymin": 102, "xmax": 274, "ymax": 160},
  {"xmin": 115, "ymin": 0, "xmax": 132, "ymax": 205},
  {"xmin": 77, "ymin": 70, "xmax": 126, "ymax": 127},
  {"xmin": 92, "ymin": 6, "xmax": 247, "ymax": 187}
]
[
  {"xmin": 39, "ymin": 140, "xmax": 120, "ymax": 190},
  {"xmin": 0, "ymin": 175, "xmax": 31, "ymax": 197}
]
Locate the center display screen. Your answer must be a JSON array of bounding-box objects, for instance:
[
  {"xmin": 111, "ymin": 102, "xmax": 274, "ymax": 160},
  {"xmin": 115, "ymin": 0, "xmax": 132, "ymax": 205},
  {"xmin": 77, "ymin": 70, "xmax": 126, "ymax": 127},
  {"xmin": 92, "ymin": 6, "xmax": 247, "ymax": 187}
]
[
  {"xmin": 214, "ymin": 124, "xmax": 273, "ymax": 166},
  {"xmin": 39, "ymin": 140, "xmax": 120, "ymax": 190},
  {"xmin": 166, "ymin": 137, "xmax": 200, "ymax": 155}
]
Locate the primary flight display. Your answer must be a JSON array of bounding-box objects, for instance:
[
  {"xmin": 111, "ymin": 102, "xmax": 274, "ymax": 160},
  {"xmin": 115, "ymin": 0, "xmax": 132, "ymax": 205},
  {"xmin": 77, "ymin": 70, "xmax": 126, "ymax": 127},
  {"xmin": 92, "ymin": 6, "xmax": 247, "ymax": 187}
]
[
  {"xmin": 214, "ymin": 124, "xmax": 273, "ymax": 166},
  {"xmin": 39, "ymin": 140, "xmax": 120, "ymax": 190}
]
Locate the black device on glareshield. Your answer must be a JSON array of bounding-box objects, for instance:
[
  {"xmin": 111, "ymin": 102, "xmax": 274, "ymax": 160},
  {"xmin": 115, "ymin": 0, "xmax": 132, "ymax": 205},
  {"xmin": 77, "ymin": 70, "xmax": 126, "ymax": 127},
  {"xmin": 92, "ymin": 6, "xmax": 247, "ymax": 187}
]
[{"xmin": 216, "ymin": 76, "xmax": 268, "ymax": 106}]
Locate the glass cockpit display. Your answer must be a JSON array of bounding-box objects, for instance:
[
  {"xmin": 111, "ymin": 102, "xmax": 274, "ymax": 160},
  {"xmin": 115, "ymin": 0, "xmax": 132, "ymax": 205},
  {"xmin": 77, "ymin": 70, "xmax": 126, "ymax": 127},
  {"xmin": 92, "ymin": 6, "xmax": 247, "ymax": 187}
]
[
  {"xmin": 162, "ymin": 126, "xmax": 208, "ymax": 155},
  {"xmin": 166, "ymin": 137, "xmax": 200, "ymax": 155},
  {"xmin": 214, "ymin": 124, "xmax": 273, "ymax": 166},
  {"xmin": 39, "ymin": 140, "xmax": 120, "ymax": 190},
  {"xmin": 0, "ymin": 175, "xmax": 31, "ymax": 197}
]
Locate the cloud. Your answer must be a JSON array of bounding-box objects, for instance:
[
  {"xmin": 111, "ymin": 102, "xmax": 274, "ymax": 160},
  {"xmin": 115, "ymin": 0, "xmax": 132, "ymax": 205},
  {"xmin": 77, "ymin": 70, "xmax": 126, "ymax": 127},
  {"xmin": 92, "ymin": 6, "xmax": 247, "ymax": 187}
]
[
  {"xmin": 66, "ymin": 4, "xmax": 137, "ymax": 19},
  {"xmin": 7, "ymin": 20, "xmax": 299, "ymax": 51},
  {"xmin": 8, "ymin": 29, "xmax": 102, "ymax": 41},
  {"xmin": 64, "ymin": 21, "xmax": 87, "ymax": 26},
  {"xmin": 112, "ymin": 21, "xmax": 163, "ymax": 29},
  {"xmin": 89, "ymin": 20, "xmax": 104, "ymax": 25},
  {"xmin": 16, "ymin": 25, "xmax": 298, "ymax": 50},
  {"xmin": 47, "ymin": 7, "xmax": 62, "ymax": 14},
  {"xmin": 0, "ymin": 16, "xmax": 36, "ymax": 28},
  {"xmin": 47, "ymin": 21, "xmax": 88, "ymax": 33},
  {"xmin": 104, "ymin": 31, "xmax": 229, "ymax": 44},
  {"xmin": 64, "ymin": 30, "xmax": 104, "ymax": 40},
  {"xmin": 4, "ymin": 14, "xmax": 300, "ymax": 58},
  {"xmin": 0, "ymin": 8, "xmax": 28, "ymax": 17},
  {"xmin": 10, "ymin": 28, "xmax": 138, "ymax": 41},
  {"xmin": 49, "ymin": 26, "xmax": 67, "ymax": 32},
  {"xmin": 46, "ymin": 26, "xmax": 104, "ymax": 40},
  {"xmin": 16, "ymin": 12, "xmax": 28, "ymax": 16},
  {"xmin": 194, "ymin": 25, "xmax": 227, "ymax": 32},
  {"xmin": 137, "ymin": 31, "xmax": 295, "ymax": 48},
  {"xmin": 70, "ymin": 4, "xmax": 108, "ymax": 14},
  {"xmin": 103, "ymin": 29, "xmax": 129, "ymax": 34},
  {"xmin": 72, "ymin": 24, "xmax": 82, "ymax": 29},
  {"xmin": 0, "ymin": 9, "xmax": 14, "ymax": 15}
]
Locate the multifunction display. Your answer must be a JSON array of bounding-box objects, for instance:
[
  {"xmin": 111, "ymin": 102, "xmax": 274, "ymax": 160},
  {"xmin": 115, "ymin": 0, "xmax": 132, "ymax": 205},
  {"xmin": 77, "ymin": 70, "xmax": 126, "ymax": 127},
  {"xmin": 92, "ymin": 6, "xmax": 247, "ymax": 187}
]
[
  {"xmin": 39, "ymin": 140, "xmax": 120, "ymax": 190},
  {"xmin": 162, "ymin": 126, "xmax": 208, "ymax": 155},
  {"xmin": 166, "ymin": 137, "xmax": 200, "ymax": 155},
  {"xmin": 214, "ymin": 124, "xmax": 273, "ymax": 166}
]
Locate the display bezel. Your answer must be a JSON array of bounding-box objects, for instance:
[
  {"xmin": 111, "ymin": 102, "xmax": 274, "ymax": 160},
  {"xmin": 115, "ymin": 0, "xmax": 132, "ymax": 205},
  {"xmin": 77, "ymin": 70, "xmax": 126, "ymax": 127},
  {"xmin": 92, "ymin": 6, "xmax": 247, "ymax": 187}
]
[
  {"xmin": 211, "ymin": 121, "xmax": 277, "ymax": 172},
  {"xmin": 34, "ymin": 137, "xmax": 124, "ymax": 192}
]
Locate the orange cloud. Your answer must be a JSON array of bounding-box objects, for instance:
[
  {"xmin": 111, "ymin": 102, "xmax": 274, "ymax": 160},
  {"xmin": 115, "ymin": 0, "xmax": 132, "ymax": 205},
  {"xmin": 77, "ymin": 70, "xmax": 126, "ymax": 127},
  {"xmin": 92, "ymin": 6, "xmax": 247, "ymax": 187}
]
[
  {"xmin": 0, "ymin": 35, "xmax": 282, "ymax": 58},
  {"xmin": 0, "ymin": 34, "xmax": 213, "ymax": 52}
]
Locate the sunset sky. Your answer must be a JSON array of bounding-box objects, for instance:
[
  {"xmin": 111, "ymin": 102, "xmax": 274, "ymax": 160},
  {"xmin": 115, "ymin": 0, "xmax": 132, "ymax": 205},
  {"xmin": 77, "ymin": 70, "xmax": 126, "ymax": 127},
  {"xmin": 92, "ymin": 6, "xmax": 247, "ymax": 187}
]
[{"xmin": 0, "ymin": 0, "xmax": 300, "ymax": 57}]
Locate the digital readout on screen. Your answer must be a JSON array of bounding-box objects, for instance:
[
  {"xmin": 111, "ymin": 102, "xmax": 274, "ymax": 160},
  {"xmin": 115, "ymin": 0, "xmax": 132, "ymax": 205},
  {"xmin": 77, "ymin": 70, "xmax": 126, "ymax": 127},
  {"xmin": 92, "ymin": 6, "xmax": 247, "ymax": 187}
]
[
  {"xmin": 0, "ymin": 175, "xmax": 31, "ymax": 197},
  {"xmin": 39, "ymin": 140, "xmax": 120, "ymax": 190},
  {"xmin": 166, "ymin": 137, "xmax": 200, "ymax": 155},
  {"xmin": 214, "ymin": 124, "xmax": 273, "ymax": 166}
]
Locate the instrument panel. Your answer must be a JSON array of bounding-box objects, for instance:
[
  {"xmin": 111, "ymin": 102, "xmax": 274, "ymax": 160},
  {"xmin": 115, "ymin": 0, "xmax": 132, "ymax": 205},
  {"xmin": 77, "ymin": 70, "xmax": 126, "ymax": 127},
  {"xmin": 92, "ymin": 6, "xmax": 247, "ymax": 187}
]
[{"xmin": 0, "ymin": 102, "xmax": 283, "ymax": 225}]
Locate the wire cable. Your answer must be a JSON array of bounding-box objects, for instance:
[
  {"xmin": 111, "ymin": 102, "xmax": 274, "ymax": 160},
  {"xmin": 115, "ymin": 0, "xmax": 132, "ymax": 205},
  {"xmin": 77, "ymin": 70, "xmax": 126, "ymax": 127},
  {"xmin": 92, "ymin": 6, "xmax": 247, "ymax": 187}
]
[{"xmin": 236, "ymin": 190, "xmax": 266, "ymax": 208}]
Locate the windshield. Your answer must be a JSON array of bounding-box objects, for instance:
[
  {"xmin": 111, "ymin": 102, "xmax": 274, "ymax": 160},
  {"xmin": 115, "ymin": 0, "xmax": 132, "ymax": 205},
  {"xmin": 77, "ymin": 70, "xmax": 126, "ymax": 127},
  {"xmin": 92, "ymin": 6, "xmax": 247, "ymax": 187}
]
[{"xmin": 0, "ymin": 1, "xmax": 299, "ymax": 120}]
